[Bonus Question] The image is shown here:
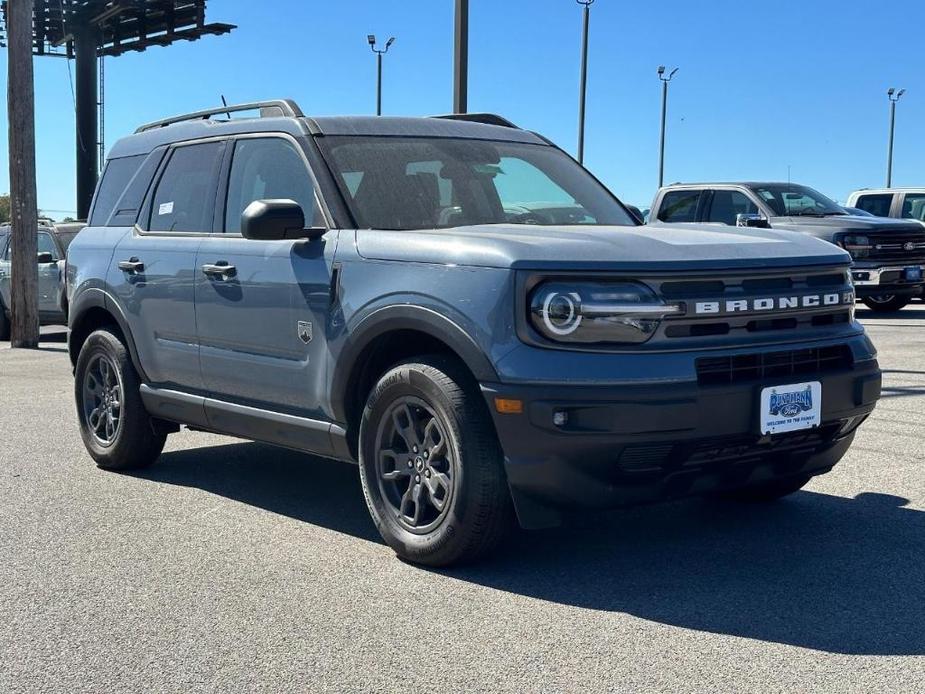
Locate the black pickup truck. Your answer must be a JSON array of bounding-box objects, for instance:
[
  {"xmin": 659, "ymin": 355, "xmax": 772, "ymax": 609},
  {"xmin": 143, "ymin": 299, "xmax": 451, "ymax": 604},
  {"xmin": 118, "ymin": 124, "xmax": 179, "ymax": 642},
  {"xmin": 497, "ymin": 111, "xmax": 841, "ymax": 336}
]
[{"xmin": 651, "ymin": 182, "xmax": 925, "ymax": 312}]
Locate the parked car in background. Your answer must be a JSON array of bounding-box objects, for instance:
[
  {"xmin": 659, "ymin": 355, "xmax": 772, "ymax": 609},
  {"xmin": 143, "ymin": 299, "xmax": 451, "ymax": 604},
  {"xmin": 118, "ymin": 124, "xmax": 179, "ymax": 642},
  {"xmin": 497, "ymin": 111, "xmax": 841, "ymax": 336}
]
[
  {"xmin": 650, "ymin": 182, "xmax": 925, "ymax": 312},
  {"xmin": 846, "ymin": 188, "xmax": 925, "ymax": 227},
  {"xmin": 0, "ymin": 222, "xmax": 83, "ymax": 340},
  {"xmin": 66, "ymin": 101, "xmax": 880, "ymax": 566}
]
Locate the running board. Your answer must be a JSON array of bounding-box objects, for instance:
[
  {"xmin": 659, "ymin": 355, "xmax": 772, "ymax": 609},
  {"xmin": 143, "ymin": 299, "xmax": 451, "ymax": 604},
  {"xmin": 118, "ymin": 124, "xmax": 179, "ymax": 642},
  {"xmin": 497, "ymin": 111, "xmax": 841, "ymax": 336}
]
[{"xmin": 139, "ymin": 385, "xmax": 352, "ymax": 461}]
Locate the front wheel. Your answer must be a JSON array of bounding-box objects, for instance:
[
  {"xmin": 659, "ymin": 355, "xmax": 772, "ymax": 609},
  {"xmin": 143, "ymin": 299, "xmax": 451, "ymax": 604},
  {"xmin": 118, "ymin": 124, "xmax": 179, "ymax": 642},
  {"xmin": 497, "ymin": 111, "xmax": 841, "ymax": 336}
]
[
  {"xmin": 862, "ymin": 295, "xmax": 910, "ymax": 312},
  {"xmin": 358, "ymin": 356, "xmax": 512, "ymax": 567},
  {"xmin": 74, "ymin": 328, "xmax": 166, "ymax": 470}
]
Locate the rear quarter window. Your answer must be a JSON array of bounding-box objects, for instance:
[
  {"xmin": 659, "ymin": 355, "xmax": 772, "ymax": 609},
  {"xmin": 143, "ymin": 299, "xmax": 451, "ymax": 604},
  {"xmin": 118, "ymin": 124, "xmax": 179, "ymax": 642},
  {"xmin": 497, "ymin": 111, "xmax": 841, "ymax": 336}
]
[{"xmin": 89, "ymin": 154, "xmax": 148, "ymax": 226}]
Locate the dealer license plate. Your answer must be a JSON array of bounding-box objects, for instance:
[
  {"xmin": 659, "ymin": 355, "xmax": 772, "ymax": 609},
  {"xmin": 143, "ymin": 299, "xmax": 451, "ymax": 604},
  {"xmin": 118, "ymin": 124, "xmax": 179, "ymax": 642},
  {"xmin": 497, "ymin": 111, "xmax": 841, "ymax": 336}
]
[{"xmin": 760, "ymin": 381, "xmax": 822, "ymax": 435}]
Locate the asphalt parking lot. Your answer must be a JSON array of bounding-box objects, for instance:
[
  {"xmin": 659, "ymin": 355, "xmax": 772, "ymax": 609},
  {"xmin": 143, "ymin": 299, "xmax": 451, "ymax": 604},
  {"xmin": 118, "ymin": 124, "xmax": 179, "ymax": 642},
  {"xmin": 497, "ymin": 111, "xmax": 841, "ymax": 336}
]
[{"xmin": 1, "ymin": 307, "xmax": 923, "ymax": 692}]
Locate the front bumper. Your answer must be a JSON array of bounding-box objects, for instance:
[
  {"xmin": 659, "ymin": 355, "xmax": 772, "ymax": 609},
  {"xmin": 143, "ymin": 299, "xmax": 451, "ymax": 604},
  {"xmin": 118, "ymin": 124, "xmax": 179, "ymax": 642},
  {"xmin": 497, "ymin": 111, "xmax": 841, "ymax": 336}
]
[
  {"xmin": 851, "ymin": 263, "xmax": 924, "ymax": 296},
  {"xmin": 482, "ymin": 345, "xmax": 881, "ymax": 529}
]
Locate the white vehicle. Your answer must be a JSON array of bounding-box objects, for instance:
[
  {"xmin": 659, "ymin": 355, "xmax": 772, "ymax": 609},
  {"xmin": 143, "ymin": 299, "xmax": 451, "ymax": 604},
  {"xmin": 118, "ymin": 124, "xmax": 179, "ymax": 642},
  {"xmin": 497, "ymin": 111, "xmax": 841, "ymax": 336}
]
[{"xmin": 846, "ymin": 188, "xmax": 925, "ymax": 227}]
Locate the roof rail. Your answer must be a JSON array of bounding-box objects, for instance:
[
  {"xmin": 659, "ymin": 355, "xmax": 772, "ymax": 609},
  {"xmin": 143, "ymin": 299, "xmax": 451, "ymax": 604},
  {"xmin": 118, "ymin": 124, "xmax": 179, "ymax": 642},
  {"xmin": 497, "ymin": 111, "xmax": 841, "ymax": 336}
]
[
  {"xmin": 134, "ymin": 99, "xmax": 304, "ymax": 133},
  {"xmin": 431, "ymin": 113, "xmax": 519, "ymax": 129}
]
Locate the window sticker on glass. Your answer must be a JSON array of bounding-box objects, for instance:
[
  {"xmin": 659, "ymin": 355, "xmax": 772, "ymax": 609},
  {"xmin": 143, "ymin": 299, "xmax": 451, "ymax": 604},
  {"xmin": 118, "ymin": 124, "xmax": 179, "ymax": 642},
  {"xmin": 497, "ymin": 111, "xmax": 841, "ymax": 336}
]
[{"xmin": 158, "ymin": 201, "xmax": 174, "ymax": 216}]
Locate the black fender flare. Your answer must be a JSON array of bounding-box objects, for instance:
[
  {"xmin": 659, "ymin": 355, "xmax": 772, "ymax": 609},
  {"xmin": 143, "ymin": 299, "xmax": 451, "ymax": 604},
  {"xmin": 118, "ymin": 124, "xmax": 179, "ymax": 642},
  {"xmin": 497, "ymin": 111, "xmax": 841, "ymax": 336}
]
[
  {"xmin": 68, "ymin": 287, "xmax": 148, "ymax": 381},
  {"xmin": 329, "ymin": 304, "xmax": 498, "ymax": 424}
]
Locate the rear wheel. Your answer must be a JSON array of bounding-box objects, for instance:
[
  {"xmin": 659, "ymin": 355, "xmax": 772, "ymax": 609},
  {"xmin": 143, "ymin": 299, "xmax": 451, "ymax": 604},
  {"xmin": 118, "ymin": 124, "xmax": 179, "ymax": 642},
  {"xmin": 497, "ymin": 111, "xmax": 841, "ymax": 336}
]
[
  {"xmin": 0, "ymin": 305, "xmax": 9, "ymax": 341},
  {"xmin": 862, "ymin": 294, "xmax": 910, "ymax": 312},
  {"xmin": 716, "ymin": 474, "xmax": 812, "ymax": 502},
  {"xmin": 74, "ymin": 328, "xmax": 166, "ymax": 470},
  {"xmin": 358, "ymin": 356, "xmax": 512, "ymax": 567}
]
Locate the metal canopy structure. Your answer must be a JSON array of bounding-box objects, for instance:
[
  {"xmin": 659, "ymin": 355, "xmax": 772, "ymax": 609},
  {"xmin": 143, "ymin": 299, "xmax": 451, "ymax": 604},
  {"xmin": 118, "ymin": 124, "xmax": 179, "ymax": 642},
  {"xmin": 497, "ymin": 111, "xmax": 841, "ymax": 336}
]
[{"xmin": 0, "ymin": 1, "xmax": 235, "ymax": 218}]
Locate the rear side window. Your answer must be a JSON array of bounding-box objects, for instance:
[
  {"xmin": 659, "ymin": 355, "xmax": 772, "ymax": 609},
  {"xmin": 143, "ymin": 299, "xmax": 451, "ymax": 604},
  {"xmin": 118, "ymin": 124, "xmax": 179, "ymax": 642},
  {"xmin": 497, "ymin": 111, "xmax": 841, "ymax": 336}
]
[
  {"xmin": 854, "ymin": 193, "xmax": 893, "ymax": 218},
  {"xmin": 148, "ymin": 142, "xmax": 224, "ymax": 233},
  {"xmin": 705, "ymin": 190, "xmax": 758, "ymax": 225},
  {"xmin": 657, "ymin": 190, "xmax": 701, "ymax": 222},
  {"xmin": 89, "ymin": 155, "xmax": 147, "ymax": 226},
  {"xmin": 224, "ymin": 138, "xmax": 321, "ymax": 233},
  {"xmin": 901, "ymin": 193, "xmax": 925, "ymax": 222}
]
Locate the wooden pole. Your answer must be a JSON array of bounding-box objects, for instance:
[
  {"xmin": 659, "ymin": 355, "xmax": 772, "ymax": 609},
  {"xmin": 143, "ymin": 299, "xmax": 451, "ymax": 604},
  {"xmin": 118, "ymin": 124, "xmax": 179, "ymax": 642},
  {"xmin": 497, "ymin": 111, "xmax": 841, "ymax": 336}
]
[{"xmin": 6, "ymin": 0, "xmax": 39, "ymax": 348}]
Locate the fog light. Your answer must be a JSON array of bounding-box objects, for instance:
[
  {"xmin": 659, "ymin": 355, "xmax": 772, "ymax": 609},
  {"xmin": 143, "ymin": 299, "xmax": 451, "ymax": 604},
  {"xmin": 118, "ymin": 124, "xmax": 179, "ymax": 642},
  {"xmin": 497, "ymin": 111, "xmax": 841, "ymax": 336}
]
[{"xmin": 553, "ymin": 410, "xmax": 568, "ymax": 427}]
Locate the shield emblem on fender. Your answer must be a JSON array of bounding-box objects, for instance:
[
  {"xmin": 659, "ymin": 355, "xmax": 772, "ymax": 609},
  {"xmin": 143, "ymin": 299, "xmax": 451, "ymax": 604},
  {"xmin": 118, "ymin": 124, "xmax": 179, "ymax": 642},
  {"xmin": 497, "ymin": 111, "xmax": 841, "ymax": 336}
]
[{"xmin": 297, "ymin": 321, "xmax": 313, "ymax": 344}]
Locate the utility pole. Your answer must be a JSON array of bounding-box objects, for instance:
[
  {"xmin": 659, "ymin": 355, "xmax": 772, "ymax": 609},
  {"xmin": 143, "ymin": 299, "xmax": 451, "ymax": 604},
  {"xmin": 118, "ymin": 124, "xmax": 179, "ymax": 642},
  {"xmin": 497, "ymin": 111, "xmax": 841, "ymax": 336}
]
[
  {"xmin": 6, "ymin": 0, "xmax": 40, "ymax": 348},
  {"xmin": 453, "ymin": 0, "xmax": 468, "ymax": 113},
  {"xmin": 886, "ymin": 87, "xmax": 905, "ymax": 188},
  {"xmin": 367, "ymin": 34, "xmax": 395, "ymax": 116},
  {"xmin": 576, "ymin": 0, "xmax": 593, "ymax": 164},
  {"xmin": 657, "ymin": 65, "xmax": 678, "ymax": 189}
]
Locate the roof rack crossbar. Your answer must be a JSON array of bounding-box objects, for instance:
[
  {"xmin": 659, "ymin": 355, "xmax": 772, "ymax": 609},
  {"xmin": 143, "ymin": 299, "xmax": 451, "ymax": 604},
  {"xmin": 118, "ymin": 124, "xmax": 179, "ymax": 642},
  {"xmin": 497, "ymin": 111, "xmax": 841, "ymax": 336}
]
[
  {"xmin": 431, "ymin": 113, "xmax": 519, "ymax": 129},
  {"xmin": 134, "ymin": 99, "xmax": 305, "ymax": 133}
]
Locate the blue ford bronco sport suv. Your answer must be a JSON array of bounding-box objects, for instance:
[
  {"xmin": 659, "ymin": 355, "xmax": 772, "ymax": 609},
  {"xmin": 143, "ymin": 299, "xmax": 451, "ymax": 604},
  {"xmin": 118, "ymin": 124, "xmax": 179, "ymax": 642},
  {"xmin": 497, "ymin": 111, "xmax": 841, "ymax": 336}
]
[{"xmin": 67, "ymin": 100, "xmax": 882, "ymax": 566}]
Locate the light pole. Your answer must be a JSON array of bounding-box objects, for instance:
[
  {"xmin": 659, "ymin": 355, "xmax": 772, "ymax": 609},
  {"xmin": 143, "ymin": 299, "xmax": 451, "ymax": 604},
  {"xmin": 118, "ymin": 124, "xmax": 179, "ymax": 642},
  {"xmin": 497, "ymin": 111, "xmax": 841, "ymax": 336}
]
[
  {"xmin": 368, "ymin": 34, "xmax": 395, "ymax": 116},
  {"xmin": 576, "ymin": 0, "xmax": 594, "ymax": 164},
  {"xmin": 886, "ymin": 87, "xmax": 905, "ymax": 187},
  {"xmin": 657, "ymin": 65, "xmax": 678, "ymax": 189}
]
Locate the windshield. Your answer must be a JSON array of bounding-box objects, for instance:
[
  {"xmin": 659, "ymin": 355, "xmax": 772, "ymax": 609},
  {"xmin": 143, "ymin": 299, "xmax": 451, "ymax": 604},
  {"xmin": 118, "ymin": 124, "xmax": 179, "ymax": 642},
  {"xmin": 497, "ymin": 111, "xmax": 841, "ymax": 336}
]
[
  {"xmin": 319, "ymin": 136, "xmax": 636, "ymax": 230},
  {"xmin": 750, "ymin": 184, "xmax": 846, "ymax": 217}
]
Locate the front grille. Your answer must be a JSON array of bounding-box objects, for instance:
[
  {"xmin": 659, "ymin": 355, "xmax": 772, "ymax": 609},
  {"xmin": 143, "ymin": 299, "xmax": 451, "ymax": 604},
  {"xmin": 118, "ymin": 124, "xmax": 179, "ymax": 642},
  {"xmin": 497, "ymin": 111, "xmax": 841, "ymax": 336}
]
[
  {"xmin": 615, "ymin": 424, "xmax": 841, "ymax": 474},
  {"xmin": 866, "ymin": 233, "xmax": 925, "ymax": 262},
  {"xmin": 695, "ymin": 344, "xmax": 853, "ymax": 385}
]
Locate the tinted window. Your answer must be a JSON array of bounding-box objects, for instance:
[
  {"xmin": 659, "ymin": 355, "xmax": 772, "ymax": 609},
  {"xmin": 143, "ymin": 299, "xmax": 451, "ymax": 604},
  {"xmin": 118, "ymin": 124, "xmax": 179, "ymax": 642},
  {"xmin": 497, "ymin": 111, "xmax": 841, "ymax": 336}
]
[
  {"xmin": 224, "ymin": 138, "xmax": 321, "ymax": 233},
  {"xmin": 705, "ymin": 190, "xmax": 758, "ymax": 225},
  {"xmin": 855, "ymin": 193, "xmax": 894, "ymax": 218},
  {"xmin": 148, "ymin": 142, "xmax": 224, "ymax": 233},
  {"xmin": 108, "ymin": 150, "xmax": 166, "ymax": 227},
  {"xmin": 657, "ymin": 190, "xmax": 701, "ymax": 222},
  {"xmin": 320, "ymin": 136, "xmax": 635, "ymax": 231},
  {"xmin": 89, "ymin": 155, "xmax": 147, "ymax": 226},
  {"xmin": 901, "ymin": 193, "xmax": 925, "ymax": 222},
  {"xmin": 751, "ymin": 184, "xmax": 845, "ymax": 217}
]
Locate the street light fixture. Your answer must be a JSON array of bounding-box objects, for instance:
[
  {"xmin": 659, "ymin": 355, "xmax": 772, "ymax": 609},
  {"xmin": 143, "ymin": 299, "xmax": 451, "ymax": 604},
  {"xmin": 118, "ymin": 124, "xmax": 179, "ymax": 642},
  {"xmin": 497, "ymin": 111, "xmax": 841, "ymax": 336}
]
[
  {"xmin": 886, "ymin": 87, "xmax": 905, "ymax": 187},
  {"xmin": 368, "ymin": 34, "xmax": 396, "ymax": 116},
  {"xmin": 575, "ymin": 0, "xmax": 594, "ymax": 165},
  {"xmin": 657, "ymin": 65, "xmax": 679, "ymax": 189}
]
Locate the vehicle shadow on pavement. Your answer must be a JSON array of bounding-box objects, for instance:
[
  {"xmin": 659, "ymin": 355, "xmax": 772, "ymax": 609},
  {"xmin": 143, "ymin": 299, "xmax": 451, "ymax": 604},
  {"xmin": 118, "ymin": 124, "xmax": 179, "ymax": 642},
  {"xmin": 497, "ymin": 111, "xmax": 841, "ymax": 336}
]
[
  {"xmin": 879, "ymin": 370, "xmax": 925, "ymax": 399},
  {"xmin": 140, "ymin": 441, "xmax": 382, "ymax": 543},
  {"xmin": 445, "ymin": 491, "xmax": 925, "ymax": 656},
  {"xmin": 142, "ymin": 442, "xmax": 924, "ymax": 656}
]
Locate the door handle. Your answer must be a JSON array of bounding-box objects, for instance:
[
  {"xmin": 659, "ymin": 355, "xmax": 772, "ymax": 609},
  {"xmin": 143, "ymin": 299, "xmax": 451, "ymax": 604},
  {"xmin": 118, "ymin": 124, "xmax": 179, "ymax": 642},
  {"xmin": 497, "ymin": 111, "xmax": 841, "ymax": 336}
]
[
  {"xmin": 118, "ymin": 258, "xmax": 144, "ymax": 274},
  {"xmin": 201, "ymin": 262, "xmax": 237, "ymax": 279}
]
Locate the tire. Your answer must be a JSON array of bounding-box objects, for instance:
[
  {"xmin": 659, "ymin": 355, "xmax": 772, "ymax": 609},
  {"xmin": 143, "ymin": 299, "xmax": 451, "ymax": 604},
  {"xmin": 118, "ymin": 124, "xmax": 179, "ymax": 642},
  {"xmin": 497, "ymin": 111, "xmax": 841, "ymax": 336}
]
[
  {"xmin": 74, "ymin": 327, "xmax": 166, "ymax": 470},
  {"xmin": 358, "ymin": 355, "xmax": 513, "ymax": 567},
  {"xmin": 0, "ymin": 305, "xmax": 9, "ymax": 341},
  {"xmin": 716, "ymin": 474, "xmax": 812, "ymax": 503},
  {"xmin": 862, "ymin": 295, "xmax": 910, "ymax": 312}
]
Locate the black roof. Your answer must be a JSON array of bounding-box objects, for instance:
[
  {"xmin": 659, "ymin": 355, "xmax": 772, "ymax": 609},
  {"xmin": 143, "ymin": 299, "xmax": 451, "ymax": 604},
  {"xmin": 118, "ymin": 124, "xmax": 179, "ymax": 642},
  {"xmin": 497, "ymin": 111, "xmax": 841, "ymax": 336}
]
[{"xmin": 109, "ymin": 103, "xmax": 545, "ymax": 159}]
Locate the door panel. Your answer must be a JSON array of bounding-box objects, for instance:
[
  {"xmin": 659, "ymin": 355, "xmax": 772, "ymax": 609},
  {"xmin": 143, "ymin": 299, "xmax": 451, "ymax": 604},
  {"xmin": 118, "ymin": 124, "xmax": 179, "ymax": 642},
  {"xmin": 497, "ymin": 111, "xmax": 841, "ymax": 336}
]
[
  {"xmin": 195, "ymin": 233, "xmax": 338, "ymax": 415},
  {"xmin": 36, "ymin": 232, "xmax": 60, "ymax": 314},
  {"xmin": 110, "ymin": 234, "xmax": 204, "ymax": 388}
]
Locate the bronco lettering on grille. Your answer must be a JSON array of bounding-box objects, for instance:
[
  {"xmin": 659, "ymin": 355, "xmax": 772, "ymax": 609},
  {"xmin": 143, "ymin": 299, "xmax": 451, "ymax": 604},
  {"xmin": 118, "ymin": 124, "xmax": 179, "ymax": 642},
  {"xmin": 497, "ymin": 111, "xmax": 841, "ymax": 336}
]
[{"xmin": 694, "ymin": 291, "xmax": 854, "ymax": 315}]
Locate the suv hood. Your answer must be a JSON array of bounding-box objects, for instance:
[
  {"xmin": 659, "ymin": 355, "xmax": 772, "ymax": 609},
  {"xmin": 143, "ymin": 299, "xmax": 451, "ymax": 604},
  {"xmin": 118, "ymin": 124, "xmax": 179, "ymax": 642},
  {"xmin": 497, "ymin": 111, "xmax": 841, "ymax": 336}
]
[
  {"xmin": 771, "ymin": 214, "xmax": 924, "ymax": 241},
  {"xmin": 356, "ymin": 223, "xmax": 850, "ymax": 271}
]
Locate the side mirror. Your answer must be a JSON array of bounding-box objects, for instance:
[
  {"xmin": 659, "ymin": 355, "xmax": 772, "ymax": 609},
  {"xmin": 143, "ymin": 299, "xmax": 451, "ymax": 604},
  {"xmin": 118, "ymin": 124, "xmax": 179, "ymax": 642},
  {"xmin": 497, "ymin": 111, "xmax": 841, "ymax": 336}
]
[
  {"xmin": 241, "ymin": 199, "xmax": 325, "ymax": 241},
  {"xmin": 36, "ymin": 251, "xmax": 55, "ymax": 264},
  {"xmin": 736, "ymin": 213, "xmax": 770, "ymax": 229}
]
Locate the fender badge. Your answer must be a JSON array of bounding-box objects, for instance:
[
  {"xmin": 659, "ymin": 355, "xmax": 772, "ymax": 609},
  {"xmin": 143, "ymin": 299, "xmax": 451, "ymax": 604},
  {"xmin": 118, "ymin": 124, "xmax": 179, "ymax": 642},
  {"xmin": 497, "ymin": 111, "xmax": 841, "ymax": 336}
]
[{"xmin": 297, "ymin": 321, "xmax": 313, "ymax": 344}]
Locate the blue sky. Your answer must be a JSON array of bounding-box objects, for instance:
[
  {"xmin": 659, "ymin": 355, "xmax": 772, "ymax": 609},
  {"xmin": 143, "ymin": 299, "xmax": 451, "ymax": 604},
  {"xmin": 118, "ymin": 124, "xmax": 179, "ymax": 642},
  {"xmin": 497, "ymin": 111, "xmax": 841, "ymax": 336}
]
[{"xmin": 0, "ymin": 0, "xmax": 922, "ymax": 217}]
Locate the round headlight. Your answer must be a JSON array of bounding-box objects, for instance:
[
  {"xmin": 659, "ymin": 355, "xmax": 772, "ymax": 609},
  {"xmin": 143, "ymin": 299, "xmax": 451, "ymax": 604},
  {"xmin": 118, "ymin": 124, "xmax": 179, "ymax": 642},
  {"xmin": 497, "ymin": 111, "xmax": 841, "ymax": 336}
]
[{"xmin": 542, "ymin": 291, "xmax": 582, "ymax": 335}]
